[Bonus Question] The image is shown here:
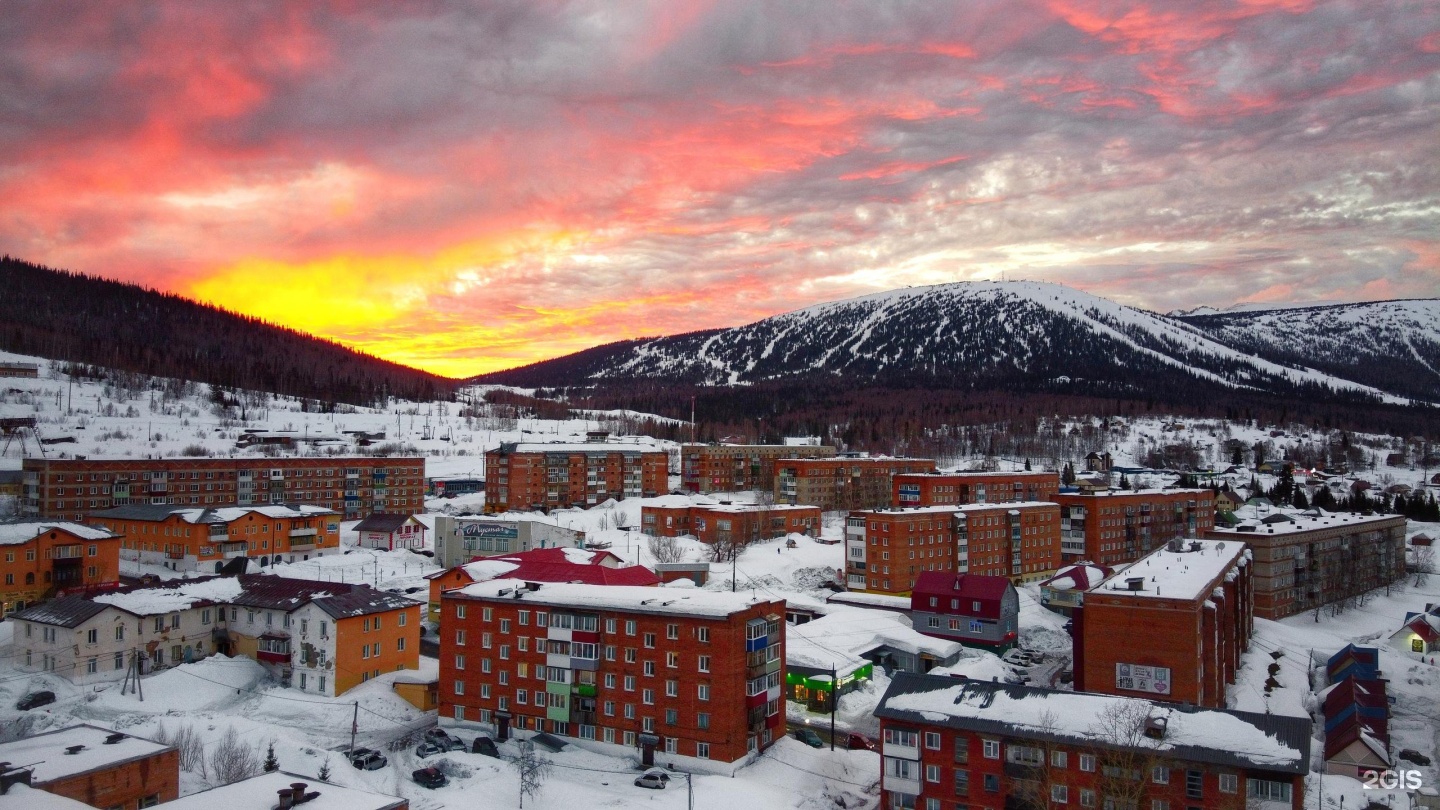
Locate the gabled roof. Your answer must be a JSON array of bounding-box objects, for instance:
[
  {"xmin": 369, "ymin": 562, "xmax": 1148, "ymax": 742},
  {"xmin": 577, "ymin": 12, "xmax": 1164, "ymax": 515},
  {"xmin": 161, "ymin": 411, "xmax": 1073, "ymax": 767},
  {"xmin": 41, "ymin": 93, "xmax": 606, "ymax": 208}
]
[
  {"xmin": 0, "ymin": 520, "xmax": 118, "ymax": 545},
  {"xmin": 911, "ymin": 572, "xmax": 1014, "ymax": 617},
  {"xmin": 353, "ymin": 512, "xmax": 418, "ymax": 533},
  {"xmin": 1040, "ymin": 563, "xmax": 1113, "ymax": 592},
  {"xmin": 1397, "ymin": 613, "xmax": 1440, "ymax": 643},
  {"xmin": 10, "ymin": 596, "xmax": 109, "ymax": 628},
  {"xmin": 312, "ymin": 588, "xmax": 422, "ymax": 619},
  {"xmin": 1324, "ymin": 715, "xmax": 1390, "ymax": 763}
]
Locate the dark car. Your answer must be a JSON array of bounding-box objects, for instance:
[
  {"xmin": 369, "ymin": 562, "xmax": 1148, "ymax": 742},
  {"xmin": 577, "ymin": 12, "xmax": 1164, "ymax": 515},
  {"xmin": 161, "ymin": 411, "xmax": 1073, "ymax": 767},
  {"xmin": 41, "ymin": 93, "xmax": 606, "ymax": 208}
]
[
  {"xmin": 846, "ymin": 733, "xmax": 877, "ymax": 752},
  {"xmin": 793, "ymin": 728, "xmax": 824, "ymax": 748},
  {"xmin": 471, "ymin": 736, "xmax": 500, "ymax": 758},
  {"xmin": 423, "ymin": 728, "xmax": 465, "ymax": 751},
  {"xmin": 348, "ymin": 748, "xmax": 387, "ymax": 770},
  {"xmin": 412, "ymin": 767, "xmax": 448, "ymax": 789},
  {"xmin": 15, "ymin": 691, "xmax": 55, "ymax": 711},
  {"xmin": 1398, "ymin": 748, "xmax": 1432, "ymax": 766}
]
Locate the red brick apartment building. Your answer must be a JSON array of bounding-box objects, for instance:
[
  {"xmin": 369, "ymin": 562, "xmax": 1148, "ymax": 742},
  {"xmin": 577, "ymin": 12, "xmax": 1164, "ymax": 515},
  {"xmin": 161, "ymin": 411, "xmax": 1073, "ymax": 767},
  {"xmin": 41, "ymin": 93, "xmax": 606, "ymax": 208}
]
[
  {"xmin": 894, "ymin": 471, "xmax": 1060, "ymax": 507},
  {"xmin": 1204, "ymin": 510, "xmax": 1407, "ymax": 619},
  {"xmin": 1054, "ymin": 489, "xmax": 1214, "ymax": 567},
  {"xmin": 875, "ymin": 673, "xmax": 1310, "ymax": 810},
  {"xmin": 681, "ymin": 443, "xmax": 836, "ymax": 493},
  {"xmin": 1076, "ymin": 538, "xmax": 1253, "ymax": 708},
  {"xmin": 0, "ymin": 724, "xmax": 178, "ymax": 810},
  {"xmin": 20, "ymin": 457, "xmax": 424, "ymax": 521},
  {"xmin": 843, "ymin": 503, "xmax": 1061, "ymax": 594},
  {"xmin": 641, "ymin": 502, "xmax": 822, "ymax": 544},
  {"xmin": 440, "ymin": 580, "xmax": 785, "ymax": 764},
  {"xmin": 484, "ymin": 438, "xmax": 668, "ymax": 512},
  {"xmin": 776, "ymin": 456, "xmax": 937, "ymax": 512},
  {"xmin": 0, "ymin": 522, "xmax": 121, "ymax": 616}
]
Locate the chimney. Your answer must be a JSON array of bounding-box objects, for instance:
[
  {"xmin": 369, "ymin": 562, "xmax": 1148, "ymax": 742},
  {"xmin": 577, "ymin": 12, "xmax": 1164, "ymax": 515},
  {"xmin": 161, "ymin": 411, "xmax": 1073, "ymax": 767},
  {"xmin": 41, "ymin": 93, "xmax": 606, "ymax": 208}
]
[
  {"xmin": 104, "ymin": 733, "xmax": 126, "ymax": 745},
  {"xmin": 276, "ymin": 788, "xmax": 294, "ymax": 810},
  {"xmin": 1125, "ymin": 577, "xmax": 1145, "ymax": 592},
  {"xmin": 64, "ymin": 745, "xmax": 85, "ymax": 755},
  {"xmin": 291, "ymin": 782, "xmax": 319, "ymax": 804}
]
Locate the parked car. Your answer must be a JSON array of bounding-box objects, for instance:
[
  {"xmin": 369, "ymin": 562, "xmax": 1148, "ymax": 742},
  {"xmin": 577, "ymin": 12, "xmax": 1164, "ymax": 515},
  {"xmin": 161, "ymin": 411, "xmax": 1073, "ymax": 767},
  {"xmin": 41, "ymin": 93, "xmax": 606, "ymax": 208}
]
[
  {"xmin": 412, "ymin": 767, "xmax": 448, "ymax": 789},
  {"xmin": 793, "ymin": 728, "xmax": 825, "ymax": 748},
  {"xmin": 415, "ymin": 741, "xmax": 445, "ymax": 759},
  {"xmin": 423, "ymin": 728, "xmax": 466, "ymax": 751},
  {"xmin": 634, "ymin": 772, "xmax": 668, "ymax": 790},
  {"xmin": 1001, "ymin": 649, "xmax": 1035, "ymax": 667},
  {"xmin": 15, "ymin": 691, "xmax": 55, "ymax": 711},
  {"xmin": 348, "ymin": 748, "xmax": 387, "ymax": 770},
  {"xmin": 846, "ymin": 733, "xmax": 877, "ymax": 752},
  {"xmin": 471, "ymin": 736, "xmax": 501, "ymax": 758},
  {"xmin": 1398, "ymin": 748, "xmax": 1432, "ymax": 766}
]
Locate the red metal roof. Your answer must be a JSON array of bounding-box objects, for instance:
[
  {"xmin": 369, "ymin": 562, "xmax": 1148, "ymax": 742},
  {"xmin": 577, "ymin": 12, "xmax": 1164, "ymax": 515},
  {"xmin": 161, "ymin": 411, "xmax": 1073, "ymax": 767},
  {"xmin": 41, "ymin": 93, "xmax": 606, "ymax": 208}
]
[{"xmin": 910, "ymin": 571, "xmax": 1013, "ymax": 619}]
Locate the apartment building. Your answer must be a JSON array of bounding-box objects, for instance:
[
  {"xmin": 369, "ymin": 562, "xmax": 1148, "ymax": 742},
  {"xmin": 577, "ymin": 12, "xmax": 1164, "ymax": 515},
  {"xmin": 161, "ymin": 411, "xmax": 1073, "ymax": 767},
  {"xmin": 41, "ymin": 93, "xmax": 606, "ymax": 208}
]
[
  {"xmin": 90, "ymin": 504, "xmax": 339, "ymax": 573},
  {"xmin": 20, "ymin": 456, "xmax": 424, "ymax": 521},
  {"xmin": 0, "ymin": 521, "xmax": 121, "ymax": 616},
  {"xmin": 424, "ymin": 547, "xmax": 657, "ymax": 622},
  {"xmin": 894, "ymin": 471, "xmax": 1060, "ymax": 507},
  {"xmin": 484, "ymin": 438, "xmax": 668, "ymax": 512},
  {"xmin": 0, "ymin": 725, "xmax": 178, "ymax": 810},
  {"xmin": 641, "ymin": 502, "xmax": 822, "ymax": 544},
  {"xmin": 875, "ymin": 673, "xmax": 1309, "ymax": 810},
  {"xmin": 1204, "ymin": 510, "xmax": 1407, "ymax": 619},
  {"xmin": 440, "ymin": 580, "xmax": 786, "ymax": 765},
  {"xmin": 1077, "ymin": 539, "xmax": 1253, "ymax": 708},
  {"xmin": 11, "ymin": 575, "xmax": 420, "ymax": 696},
  {"xmin": 680, "ymin": 443, "xmax": 836, "ymax": 493},
  {"xmin": 776, "ymin": 456, "xmax": 937, "ymax": 512},
  {"xmin": 1054, "ymin": 489, "xmax": 1214, "ymax": 567},
  {"xmin": 843, "ymin": 502, "xmax": 1061, "ymax": 595}
]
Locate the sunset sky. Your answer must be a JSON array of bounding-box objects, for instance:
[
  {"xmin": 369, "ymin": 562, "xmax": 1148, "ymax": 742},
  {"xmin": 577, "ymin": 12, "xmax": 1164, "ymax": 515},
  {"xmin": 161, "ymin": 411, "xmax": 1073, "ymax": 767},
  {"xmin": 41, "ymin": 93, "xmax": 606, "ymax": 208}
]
[{"xmin": 4, "ymin": 1, "xmax": 1439, "ymax": 377}]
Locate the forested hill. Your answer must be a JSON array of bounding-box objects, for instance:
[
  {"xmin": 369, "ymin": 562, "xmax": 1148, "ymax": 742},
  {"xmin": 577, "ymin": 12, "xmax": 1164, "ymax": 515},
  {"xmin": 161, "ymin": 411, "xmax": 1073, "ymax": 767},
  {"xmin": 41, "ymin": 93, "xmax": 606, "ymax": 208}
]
[{"xmin": 0, "ymin": 257, "xmax": 454, "ymax": 407}]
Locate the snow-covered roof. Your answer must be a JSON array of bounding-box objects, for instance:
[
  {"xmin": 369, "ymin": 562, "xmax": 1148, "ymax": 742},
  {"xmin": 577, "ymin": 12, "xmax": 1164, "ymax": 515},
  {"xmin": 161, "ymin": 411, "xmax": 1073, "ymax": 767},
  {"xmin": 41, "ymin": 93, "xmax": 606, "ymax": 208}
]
[
  {"xmin": 1207, "ymin": 507, "xmax": 1404, "ymax": 537},
  {"xmin": 787, "ymin": 608, "xmax": 960, "ymax": 674},
  {"xmin": 92, "ymin": 576, "xmax": 245, "ymax": 615},
  {"xmin": 1041, "ymin": 563, "xmax": 1113, "ymax": 592},
  {"xmin": 452, "ymin": 578, "xmax": 780, "ymax": 618},
  {"xmin": 851, "ymin": 501, "xmax": 1058, "ymax": 518},
  {"xmin": 0, "ymin": 784, "xmax": 99, "ymax": 810},
  {"xmin": 161, "ymin": 771, "xmax": 406, "ymax": 810},
  {"xmin": 907, "ymin": 470, "xmax": 1054, "ymax": 479},
  {"xmin": 0, "ymin": 724, "xmax": 172, "ymax": 785},
  {"xmin": 9, "ymin": 596, "xmax": 110, "ymax": 628},
  {"xmin": 496, "ymin": 441, "xmax": 664, "ymax": 454},
  {"xmin": 1056, "ymin": 487, "xmax": 1212, "ymax": 498},
  {"xmin": 876, "ymin": 673, "xmax": 1310, "ymax": 773},
  {"xmin": 826, "ymin": 591, "xmax": 912, "ymax": 611},
  {"xmin": 691, "ymin": 503, "xmax": 821, "ymax": 514},
  {"xmin": 0, "ymin": 521, "xmax": 117, "ymax": 545},
  {"xmin": 1091, "ymin": 539, "xmax": 1247, "ymax": 601},
  {"xmin": 92, "ymin": 503, "xmax": 336, "ymax": 524}
]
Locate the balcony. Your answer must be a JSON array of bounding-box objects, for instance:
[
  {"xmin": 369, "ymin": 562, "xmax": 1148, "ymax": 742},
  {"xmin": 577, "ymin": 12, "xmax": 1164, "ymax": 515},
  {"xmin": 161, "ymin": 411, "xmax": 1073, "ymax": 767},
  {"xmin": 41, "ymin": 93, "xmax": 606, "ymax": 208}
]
[
  {"xmin": 50, "ymin": 545, "xmax": 84, "ymax": 560},
  {"xmin": 166, "ymin": 550, "xmax": 186, "ymax": 560},
  {"xmin": 220, "ymin": 541, "xmax": 249, "ymax": 559}
]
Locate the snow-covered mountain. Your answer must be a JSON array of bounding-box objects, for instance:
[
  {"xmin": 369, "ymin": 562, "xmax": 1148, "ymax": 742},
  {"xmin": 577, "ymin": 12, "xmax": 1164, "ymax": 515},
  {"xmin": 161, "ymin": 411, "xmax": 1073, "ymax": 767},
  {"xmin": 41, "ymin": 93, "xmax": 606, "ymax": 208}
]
[
  {"xmin": 1174, "ymin": 299, "xmax": 1440, "ymax": 404},
  {"xmin": 481, "ymin": 281, "xmax": 1430, "ymax": 405}
]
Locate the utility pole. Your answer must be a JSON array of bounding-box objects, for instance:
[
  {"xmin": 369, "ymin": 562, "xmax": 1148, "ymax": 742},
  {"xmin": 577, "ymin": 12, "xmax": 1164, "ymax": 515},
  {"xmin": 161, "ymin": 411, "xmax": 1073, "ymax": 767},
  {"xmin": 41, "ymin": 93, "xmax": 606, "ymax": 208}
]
[
  {"xmin": 731, "ymin": 548, "xmax": 737, "ymax": 593},
  {"xmin": 686, "ymin": 771, "xmax": 693, "ymax": 810},
  {"xmin": 350, "ymin": 701, "xmax": 358, "ymax": 753},
  {"xmin": 829, "ymin": 663, "xmax": 836, "ymax": 751}
]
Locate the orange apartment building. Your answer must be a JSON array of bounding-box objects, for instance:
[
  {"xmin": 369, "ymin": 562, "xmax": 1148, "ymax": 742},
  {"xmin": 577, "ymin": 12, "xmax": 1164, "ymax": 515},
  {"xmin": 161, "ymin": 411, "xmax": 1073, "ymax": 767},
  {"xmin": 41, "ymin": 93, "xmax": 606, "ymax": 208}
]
[
  {"xmin": 0, "ymin": 724, "xmax": 178, "ymax": 810},
  {"xmin": 893, "ymin": 470, "xmax": 1060, "ymax": 507},
  {"xmin": 680, "ymin": 443, "xmax": 836, "ymax": 493},
  {"xmin": 1054, "ymin": 488, "xmax": 1214, "ymax": 567},
  {"xmin": 440, "ymin": 580, "xmax": 786, "ymax": 765},
  {"xmin": 641, "ymin": 502, "xmax": 822, "ymax": 545},
  {"xmin": 843, "ymin": 502, "xmax": 1061, "ymax": 595},
  {"xmin": 775, "ymin": 456, "xmax": 937, "ymax": 512},
  {"xmin": 485, "ymin": 437, "xmax": 668, "ymax": 512},
  {"xmin": 1076, "ymin": 538, "xmax": 1253, "ymax": 708},
  {"xmin": 0, "ymin": 521, "xmax": 121, "ymax": 616},
  {"xmin": 20, "ymin": 456, "xmax": 424, "ymax": 521},
  {"xmin": 91, "ymin": 504, "xmax": 340, "ymax": 573}
]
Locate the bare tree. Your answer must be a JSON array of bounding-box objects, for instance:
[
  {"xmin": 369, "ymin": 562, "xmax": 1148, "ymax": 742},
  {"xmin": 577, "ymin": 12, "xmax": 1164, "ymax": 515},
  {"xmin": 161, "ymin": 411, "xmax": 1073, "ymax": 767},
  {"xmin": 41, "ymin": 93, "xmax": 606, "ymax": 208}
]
[
  {"xmin": 1416, "ymin": 544, "xmax": 1435, "ymax": 588},
  {"xmin": 1007, "ymin": 710, "xmax": 1073, "ymax": 810},
  {"xmin": 1088, "ymin": 701, "xmax": 1163, "ymax": 810},
  {"xmin": 511, "ymin": 739, "xmax": 553, "ymax": 809},
  {"xmin": 708, "ymin": 535, "xmax": 742, "ymax": 563},
  {"xmin": 210, "ymin": 726, "xmax": 260, "ymax": 785},
  {"xmin": 647, "ymin": 534, "xmax": 684, "ymax": 564}
]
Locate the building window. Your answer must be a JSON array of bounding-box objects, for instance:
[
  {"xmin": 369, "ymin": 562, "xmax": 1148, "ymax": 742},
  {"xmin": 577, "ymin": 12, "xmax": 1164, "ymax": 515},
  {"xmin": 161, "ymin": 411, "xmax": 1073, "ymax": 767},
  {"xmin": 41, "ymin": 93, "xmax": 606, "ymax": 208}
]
[
  {"xmin": 696, "ymin": 742, "xmax": 709, "ymax": 759},
  {"xmin": 926, "ymin": 764, "xmax": 941, "ymax": 783},
  {"xmin": 1052, "ymin": 785, "xmax": 1069, "ymax": 804},
  {"xmin": 1151, "ymin": 801, "xmax": 1168, "ymax": 810},
  {"xmin": 697, "ymin": 627, "xmax": 709, "ymax": 642},
  {"xmin": 455, "ymin": 654, "xmax": 466, "ymax": 670},
  {"xmin": 698, "ymin": 655, "xmax": 710, "ymax": 672},
  {"xmin": 456, "ymin": 604, "xmax": 467, "ymax": 619},
  {"xmin": 924, "ymin": 731, "xmax": 941, "ymax": 750},
  {"xmin": 666, "ymin": 652, "xmax": 678, "ymax": 668},
  {"xmin": 667, "ymin": 623, "xmax": 679, "ymax": 640},
  {"xmin": 665, "ymin": 709, "xmax": 678, "ymax": 726},
  {"xmin": 1080, "ymin": 789, "xmax": 1096, "ymax": 807},
  {"xmin": 644, "ymin": 632, "xmax": 656, "ymax": 648},
  {"xmin": 698, "ymin": 683, "xmax": 710, "ymax": 701},
  {"xmin": 1247, "ymin": 779, "xmax": 1291, "ymax": 803},
  {"xmin": 1052, "ymin": 750, "xmax": 1068, "ymax": 768},
  {"xmin": 697, "ymin": 712, "xmax": 709, "ymax": 730},
  {"xmin": 982, "ymin": 739, "xmax": 1000, "ymax": 759},
  {"xmin": 1079, "ymin": 754, "xmax": 1096, "ymax": 772},
  {"xmin": 1186, "ymin": 770, "xmax": 1203, "ymax": 799},
  {"xmin": 1152, "ymin": 766, "xmax": 1169, "ymax": 784},
  {"xmin": 983, "ymin": 774, "xmax": 999, "ymax": 793},
  {"xmin": 453, "ymin": 680, "xmax": 464, "ymax": 696},
  {"xmin": 626, "ymin": 620, "xmax": 636, "ymax": 636},
  {"xmin": 643, "ymin": 689, "xmax": 654, "ymax": 705},
  {"xmin": 1218, "ymin": 774, "xmax": 1238, "ymax": 794},
  {"xmin": 87, "ymin": 629, "xmax": 97, "ymax": 644}
]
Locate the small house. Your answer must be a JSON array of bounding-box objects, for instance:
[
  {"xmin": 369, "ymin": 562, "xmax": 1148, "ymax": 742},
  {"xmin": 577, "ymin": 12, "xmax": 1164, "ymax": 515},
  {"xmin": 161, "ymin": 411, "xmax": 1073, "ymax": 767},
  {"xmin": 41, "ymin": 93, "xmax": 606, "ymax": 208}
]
[
  {"xmin": 354, "ymin": 513, "xmax": 428, "ymax": 551},
  {"xmin": 1389, "ymin": 606, "xmax": 1440, "ymax": 656},
  {"xmin": 910, "ymin": 572, "xmax": 1019, "ymax": 653},
  {"xmin": 392, "ymin": 673, "xmax": 439, "ymax": 711}
]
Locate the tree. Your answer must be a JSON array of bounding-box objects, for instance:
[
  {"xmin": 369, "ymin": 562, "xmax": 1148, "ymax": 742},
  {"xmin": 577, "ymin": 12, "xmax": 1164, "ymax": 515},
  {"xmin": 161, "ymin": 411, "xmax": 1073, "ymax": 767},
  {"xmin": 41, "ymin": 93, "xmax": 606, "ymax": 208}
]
[
  {"xmin": 511, "ymin": 739, "xmax": 553, "ymax": 809},
  {"xmin": 1231, "ymin": 445, "xmax": 1244, "ymax": 466},
  {"xmin": 1415, "ymin": 544, "xmax": 1435, "ymax": 588},
  {"xmin": 1088, "ymin": 701, "xmax": 1163, "ymax": 810},
  {"xmin": 1025, "ymin": 458, "xmax": 1032, "ymax": 471},
  {"xmin": 1119, "ymin": 474, "xmax": 1131, "ymax": 490},
  {"xmin": 210, "ymin": 727, "xmax": 260, "ymax": 785},
  {"xmin": 647, "ymin": 535, "xmax": 684, "ymax": 564},
  {"xmin": 1061, "ymin": 462, "xmax": 1076, "ymax": 485},
  {"xmin": 317, "ymin": 757, "xmax": 331, "ymax": 782},
  {"xmin": 263, "ymin": 740, "xmax": 279, "ymax": 773}
]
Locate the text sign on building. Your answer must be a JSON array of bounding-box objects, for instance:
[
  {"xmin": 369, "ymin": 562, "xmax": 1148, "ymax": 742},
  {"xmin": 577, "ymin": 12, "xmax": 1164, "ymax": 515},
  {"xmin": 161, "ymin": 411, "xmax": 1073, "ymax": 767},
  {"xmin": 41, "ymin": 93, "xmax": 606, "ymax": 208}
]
[
  {"xmin": 460, "ymin": 522, "xmax": 520, "ymax": 540},
  {"xmin": 1116, "ymin": 663, "xmax": 1171, "ymax": 695},
  {"xmin": 898, "ymin": 484, "xmax": 921, "ymax": 504}
]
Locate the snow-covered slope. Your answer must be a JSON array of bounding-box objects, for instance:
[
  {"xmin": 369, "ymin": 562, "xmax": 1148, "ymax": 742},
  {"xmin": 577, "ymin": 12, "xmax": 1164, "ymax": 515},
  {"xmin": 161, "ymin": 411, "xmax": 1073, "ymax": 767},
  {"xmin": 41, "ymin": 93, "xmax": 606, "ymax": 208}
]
[
  {"xmin": 484, "ymin": 281, "xmax": 1421, "ymax": 404},
  {"xmin": 1176, "ymin": 299, "xmax": 1440, "ymax": 403}
]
